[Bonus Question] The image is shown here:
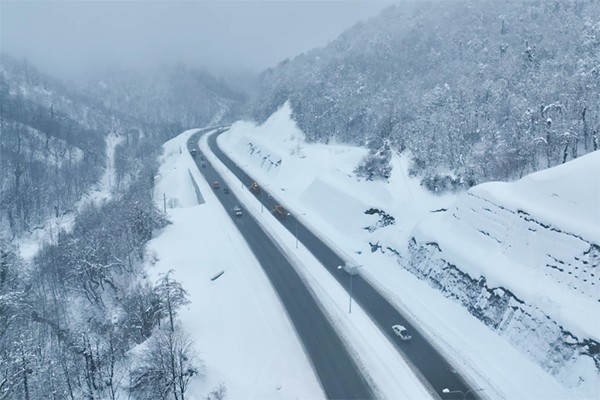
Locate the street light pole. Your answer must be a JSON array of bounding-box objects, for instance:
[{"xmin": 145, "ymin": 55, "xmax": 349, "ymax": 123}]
[
  {"xmin": 349, "ymin": 272, "xmax": 353, "ymax": 313},
  {"xmin": 337, "ymin": 264, "xmax": 362, "ymax": 314},
  {"xmin": 293, "ymin": 213, "xmax": 306, "ymax": 249},
  {"xmin": 295, "ymin": 218, "xmax": 299, "ymax": 248},
  {"xmin": 238, "ymin": 164, "xmax": 247, "ymax": 188}
]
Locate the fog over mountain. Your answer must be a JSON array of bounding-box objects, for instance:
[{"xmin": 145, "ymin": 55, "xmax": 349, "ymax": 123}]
[{"xmin": 1, "ymin": 0, "xmax": 391, "ymax": 80}]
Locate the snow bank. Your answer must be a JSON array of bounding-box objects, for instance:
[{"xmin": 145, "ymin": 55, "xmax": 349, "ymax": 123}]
[
  {"xmin": 154, "ymin": 133, "xmax": 200, "ymax": 208},
  {"xmin": 476, "ymin": 151, "xmax": 600, "ymax": 244},
  {"xmin": 412, "ymin": 152, "xmax": 600, "ymax": 339},
  {"xmin": 408, "ymin": 152, "xmax": 600, "ymax": 397}
]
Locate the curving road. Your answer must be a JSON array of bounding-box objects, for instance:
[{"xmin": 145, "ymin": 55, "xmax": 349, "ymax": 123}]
[
  {"xmin": 188, "ymin": 129, "xmax": 374, "ymax": 399},
  {"xmin": 204, "ymin": 129, "xmax": 481, "ymax": 400}
]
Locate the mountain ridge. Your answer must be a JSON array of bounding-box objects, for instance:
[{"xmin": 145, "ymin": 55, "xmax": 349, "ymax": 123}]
[{"xmin": 250, "ymin": 0, "xmax": 600, "ymax": 190}]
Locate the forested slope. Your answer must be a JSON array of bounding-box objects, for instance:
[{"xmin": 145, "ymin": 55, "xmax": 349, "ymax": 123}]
[
  {"xmin": 250, "ymin": 0, "xmax": 600, "ymax": 188},
  {"xmin": 0, "ymin": 55, "xmax": 242, "ymax": 399},
  {"xmin": 0, "ymin": 55, "xmax": 245, "ymax": 239},
  {"xmin": 0, "ymin": 57, "xmax": 107, "ymax": 238},
  {"xmin": 85, "ymin": 65, "xmax": 247, "ymax": 136}
]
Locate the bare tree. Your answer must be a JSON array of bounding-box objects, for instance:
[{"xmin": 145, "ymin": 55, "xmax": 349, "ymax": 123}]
[{"xmin": 129, "ymin": 325, "xmax": 201, "ymax": 400}]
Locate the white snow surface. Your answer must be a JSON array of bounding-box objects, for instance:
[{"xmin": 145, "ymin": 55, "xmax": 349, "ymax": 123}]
[
  {"xmin": 474, "ymin": 151, "xmax": 599, "ymax": 243},
  {"xmin": 213, "ymin": 102, "xmax": 598, "ymax": 399}
]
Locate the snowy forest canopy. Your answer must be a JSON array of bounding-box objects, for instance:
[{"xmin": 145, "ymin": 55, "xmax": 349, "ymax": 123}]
[
  {"xmin": 0, "ymin": 55, "xmax": 246, "ymax": 238},
  {"xmin": 250, "ymin": 0, "xmax": 600, "ymax": 188}
]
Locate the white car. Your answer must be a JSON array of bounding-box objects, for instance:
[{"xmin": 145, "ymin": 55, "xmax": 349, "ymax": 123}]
[
  {"xmin": 233, "ymin": 206, "xmax": 243, "ymax": 217},
  {"xmin": 392, "ymin": 325, "xmax": 412, "ymax": 341}
]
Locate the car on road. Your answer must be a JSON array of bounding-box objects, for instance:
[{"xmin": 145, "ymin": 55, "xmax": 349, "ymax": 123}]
[
  {"xmin": 201, "ymin": 162, "xmax": 206, "ymax": 168},
  {"xmin": 191, "ymin": 149, "xmax": 197, "ymax": 156},
  {"xmin": 233, "ymin": 206, "xmax": 242, "ymax": 216},
  {"xmin": 212, "ymin": 181, "xmax": 220, "ymax": 189},
  {"xmin": 392, "ymin": 325, "xmax": 412, "ymax": 341},
  {"xmin": 223, "ymin": 187, "xmax": 230, "ymax": 194}
]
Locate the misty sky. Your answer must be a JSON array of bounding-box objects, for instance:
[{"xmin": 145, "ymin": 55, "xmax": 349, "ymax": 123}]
[{"xmin": 1, "ymin": 1, "xmax": 392, "ymax": 80}]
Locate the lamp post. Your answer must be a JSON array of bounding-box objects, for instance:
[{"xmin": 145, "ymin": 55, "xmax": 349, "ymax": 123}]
[
  {"xmin": 294, "ymin": 213, "xmax": 306, "ymax": 248},
  {"xmin": 238, "ymin": 164, "xmax": 248, "ymax": 188},
  {"xmin": 260, "ymin": 184, "xmax": 270, "ymax": 213},
  {"xmin": 442, "ymin": 388, "xmax": 484, "ymax": 399},
  {"xmin": 337, "ymin": 263, "xmax": 362, "ymax": 314}
]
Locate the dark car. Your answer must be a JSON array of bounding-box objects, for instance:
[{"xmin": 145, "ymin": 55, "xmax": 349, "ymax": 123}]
[{"xmin": 223, "ymin": 187, "xmax": 230, "ymax": 194}]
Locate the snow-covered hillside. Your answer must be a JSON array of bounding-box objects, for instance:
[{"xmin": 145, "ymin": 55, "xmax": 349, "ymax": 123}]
[
  {"xmin": 409, "ymin": 152, "xmax": 600, "ymax": 391},
  {"xmin": 217, "ymin": 103, "xmax": 599, "ymax": 399}
]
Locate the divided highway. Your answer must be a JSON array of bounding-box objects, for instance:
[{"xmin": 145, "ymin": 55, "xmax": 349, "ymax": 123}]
[
  {"xmin": 205, "ymin": 129, "xmax": 481, "ymax": 400},
  {"xmin": 188, "ymin": 129, "xmax": 374, "ymax": 399}
]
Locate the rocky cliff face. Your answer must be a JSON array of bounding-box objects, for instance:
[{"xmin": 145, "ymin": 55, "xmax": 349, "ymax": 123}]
[{"xmin": 405, "ymin": 156, "xmax": 600, "ymax": 393}]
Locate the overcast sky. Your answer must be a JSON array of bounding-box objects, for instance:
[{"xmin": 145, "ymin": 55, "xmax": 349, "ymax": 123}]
[{"xmin": 1, "ymin": 1, "xmax": 392, "ymax": 80}]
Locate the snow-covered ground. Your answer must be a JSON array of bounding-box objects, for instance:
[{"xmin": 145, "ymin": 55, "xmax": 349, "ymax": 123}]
[{"xmin": 213, "ymin": 102, "xmax": 598, "ymax": 399}]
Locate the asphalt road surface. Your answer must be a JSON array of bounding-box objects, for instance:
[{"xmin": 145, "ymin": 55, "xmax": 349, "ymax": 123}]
[
  {"xmin": 205, "ymin": 129, "xmax": 481, "ymax": 400},
  {"xmin": 188, "ymin": 129, "xmax": 374, "ymax": 399}
]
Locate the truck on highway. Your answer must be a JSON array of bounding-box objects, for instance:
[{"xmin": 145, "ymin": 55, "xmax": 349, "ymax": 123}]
[
  {"xmin": 272, "ymin": 204, "xmax": 288, "ymax": 220},
  {"xmin": 249, "ymin": 181, "xmax": 260, "ymax": 194}
]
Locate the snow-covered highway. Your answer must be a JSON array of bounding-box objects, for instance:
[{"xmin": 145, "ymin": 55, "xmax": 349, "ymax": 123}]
[
  {"xmin": 188, "ymin": 129, "xmax": 374, "ymax": 399},
  {"xmin": 202, "ymin": 129, "xmax": 479, "ymax": 399}
]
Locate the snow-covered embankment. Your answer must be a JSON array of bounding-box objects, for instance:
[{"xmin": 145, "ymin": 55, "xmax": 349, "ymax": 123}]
[{"xmin": 407, "ymin": 152, "xmax": 600, "ymax": 394}]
